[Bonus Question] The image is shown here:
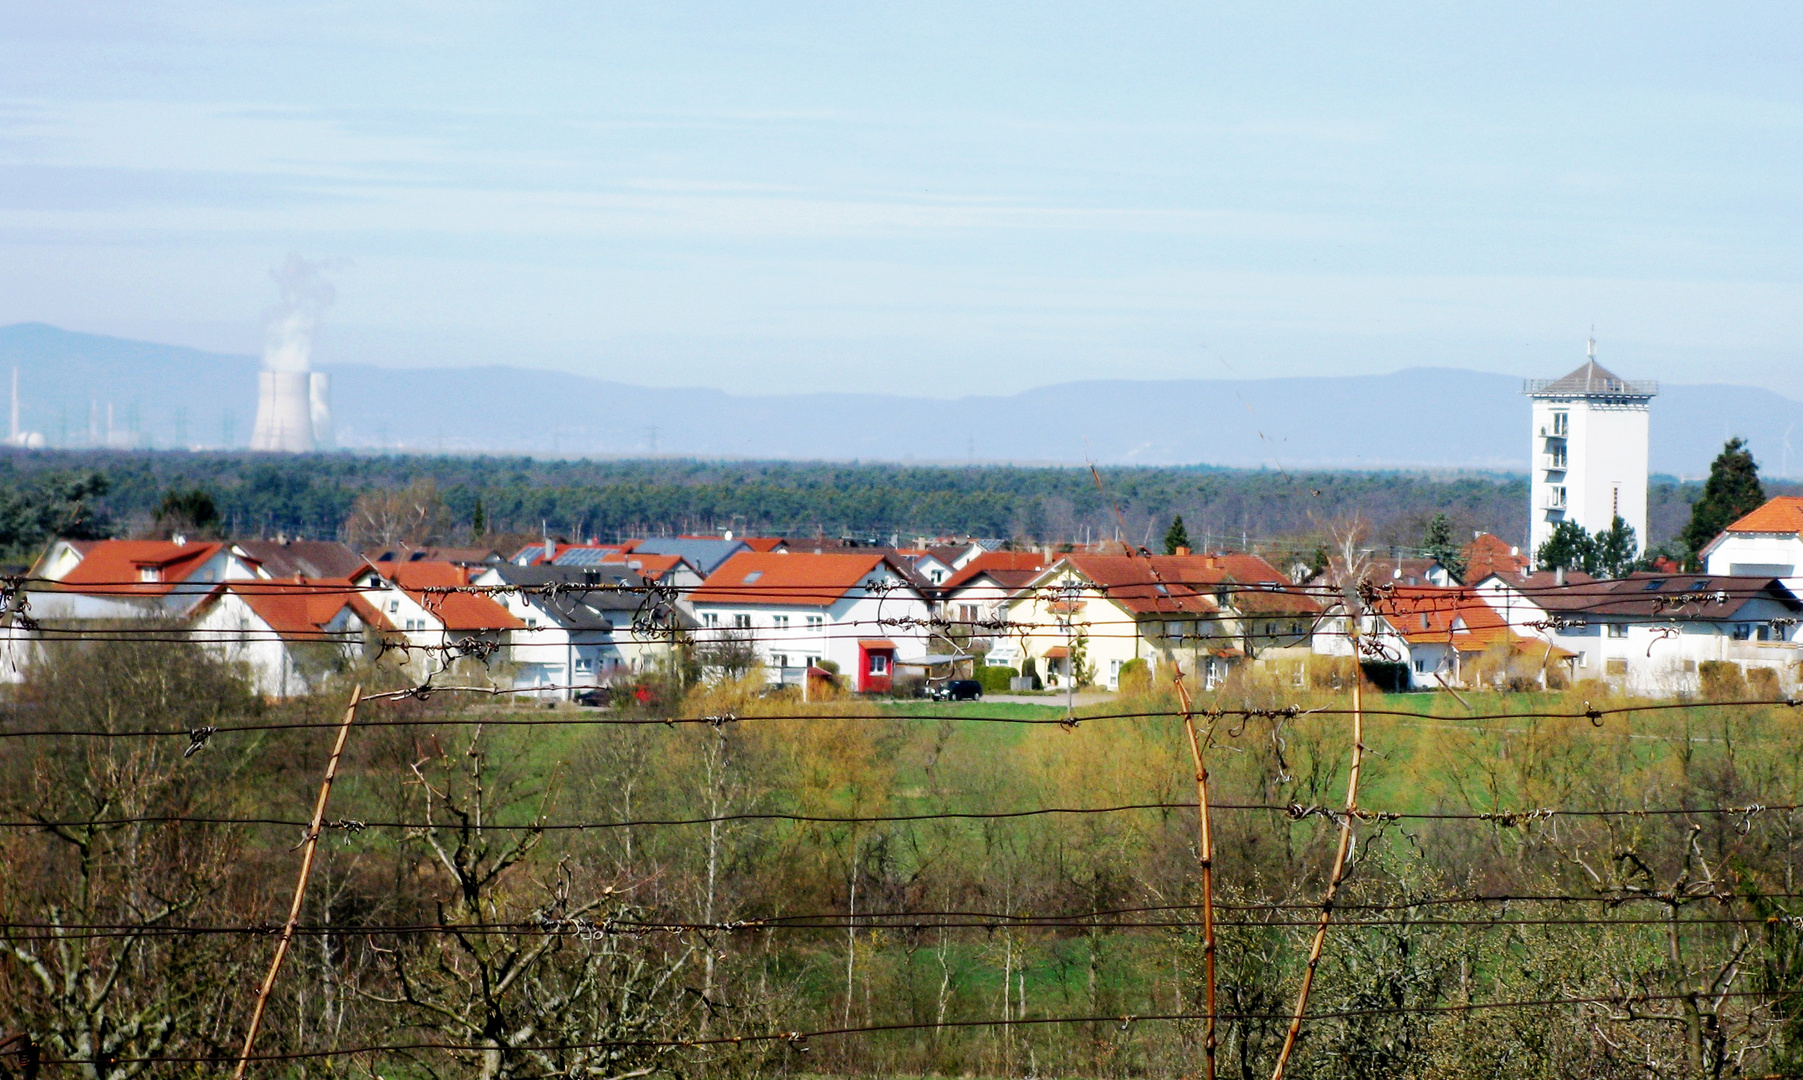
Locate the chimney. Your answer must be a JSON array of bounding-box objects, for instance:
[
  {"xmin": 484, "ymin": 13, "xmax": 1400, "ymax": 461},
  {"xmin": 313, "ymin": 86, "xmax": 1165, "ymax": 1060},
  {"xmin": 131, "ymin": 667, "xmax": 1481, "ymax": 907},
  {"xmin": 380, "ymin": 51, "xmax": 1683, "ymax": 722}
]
[
  {"xmin": 1175, "ymin": 546, "xmax": 1190, "ymax": 556},
  {"xmin": 1554, "ymin": 566, "xmax": 1566, "ymax": 586}
]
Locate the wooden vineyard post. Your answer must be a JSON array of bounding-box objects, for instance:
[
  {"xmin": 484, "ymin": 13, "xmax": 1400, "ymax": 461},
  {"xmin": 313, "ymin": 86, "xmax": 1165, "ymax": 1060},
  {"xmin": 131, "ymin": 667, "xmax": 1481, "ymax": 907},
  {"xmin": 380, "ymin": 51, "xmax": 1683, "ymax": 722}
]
[
  {"xmin": 231, "ymin": 685, "xmax": 363, "ymax": 1079},
  {"xmin": 1173, "ymin": 663, "xmax": 1217, "ymax": 1080},
  {"xmin": 1270, "ymin": 675, "xmax": 1363, "ymax": 1080}
]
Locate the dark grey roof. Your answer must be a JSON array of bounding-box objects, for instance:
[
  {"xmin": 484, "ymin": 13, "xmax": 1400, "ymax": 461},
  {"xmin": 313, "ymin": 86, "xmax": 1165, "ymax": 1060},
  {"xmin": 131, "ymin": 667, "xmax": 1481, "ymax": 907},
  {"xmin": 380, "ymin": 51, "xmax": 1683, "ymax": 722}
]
[
  {"xmin": 629, "ymin": 538, "xmax": 747, "ymax": 574},
  {"xmin": 237, "ymin": 540, "xmax": 364, "ymax": 579},
  {"xmin": 484, "ymin": 563, "xmax": 696, "ymax": 631},
  {"xmin": 1523, "ymin": 361, "xmax": 1657, "ymax": 399},
  {"xmin": 1518, "ymin": 572, "xmax": 1798, "ymax": 620}
]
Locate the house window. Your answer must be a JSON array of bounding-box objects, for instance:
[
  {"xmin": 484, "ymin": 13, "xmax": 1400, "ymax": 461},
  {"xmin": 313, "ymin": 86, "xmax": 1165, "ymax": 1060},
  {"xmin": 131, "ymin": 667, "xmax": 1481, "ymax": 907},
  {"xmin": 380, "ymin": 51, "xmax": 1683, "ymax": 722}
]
[
  {"xmin": 868, "ymin": 653, "xmax": 889, "ymax": 675},
  {"xmin": 806, "ymin": 615, "xmax": 823, "ymax": 632},
  {"xmin": 1109, "ymin": 659, "xmax": 1122, "ymax": 686},
  {"xmin": 138, "ymin": 566, "xmax": 161, "ymax": 582},
  {"xmin": 1551, "ymin": 411, "xmax": 1569, "ymax": 436},
  {"xmin": 958, "ymin": 604, "xmax": 979, "ymax": 624},
  {"xmin": 703, "ymin": 613, "xmax": 720, "ymax": 628},
  {"xmin": 773, "ymin": 615, "xmax": 790, "ymax": 631},
  {"xmin": 389, "ymin": 600, "xmax": 400, "ymax": 614},
  {"xmin": 773, "ymin": 653, "xmax": 789, "ymax": 669},
  {"xmin": 1413, "ymin": 659, "xmax": 1427, "ymax": 674},
  {"xmin": 732, "ymin": 614, "xmax": 752, "ymax": 629},
  {"xmin": 805, "ymin": 655, "xmax": 820, "ymax": 669},
  {"xmin": 1549, "ymin": 443, "xmax": 1567, "ymax": 468},
  {"xmin": 1606, "ymin": 624, "xmax": 1627, "ymax": 639},
  {"xmin": 1576, "ymin": 650, "xmax": 1587, "ymax": 668},
  {"xmin": 930, "ymin": 570, "xmax": 944, "ymax": 584},
  {"xmin": 527, "ymin": 617, "xmax": 538, "ymax": 628},
  {"xmin": 1731, "ymin": 624, "xmax": 1752, "ymax": 641},
  {"xmin": 574, "ymin": 657, "xmax": 595, "ymax": 674},
  {"xmin": 1757, "ymin": 624, "xmax": 1772, "ymax": 642}
]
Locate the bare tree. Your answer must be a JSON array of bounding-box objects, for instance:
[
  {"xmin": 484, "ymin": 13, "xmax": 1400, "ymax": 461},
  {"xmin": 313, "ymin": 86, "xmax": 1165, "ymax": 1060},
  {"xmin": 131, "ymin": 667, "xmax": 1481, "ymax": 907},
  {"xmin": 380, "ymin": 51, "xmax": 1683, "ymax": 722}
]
[{"xmin": 344, "ymin": 479, "xmax": 449, "ymax": 548}]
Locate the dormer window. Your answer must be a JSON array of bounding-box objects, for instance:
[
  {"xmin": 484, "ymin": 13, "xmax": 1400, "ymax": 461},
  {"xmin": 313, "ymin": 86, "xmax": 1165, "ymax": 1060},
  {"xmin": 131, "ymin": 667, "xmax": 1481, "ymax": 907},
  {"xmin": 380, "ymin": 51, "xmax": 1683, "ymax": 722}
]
[{"xmin": 138, "ymin": 565, "xmax": 161, "ymax": 583}]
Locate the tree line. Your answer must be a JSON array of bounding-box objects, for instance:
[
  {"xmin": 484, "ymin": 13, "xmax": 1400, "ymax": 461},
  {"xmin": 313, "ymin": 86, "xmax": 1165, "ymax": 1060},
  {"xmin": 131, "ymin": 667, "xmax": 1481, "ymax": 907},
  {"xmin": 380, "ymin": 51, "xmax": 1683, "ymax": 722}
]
[{"xmin": 0, "ymin": 448, "xmax": 1787, "ymax": 564}]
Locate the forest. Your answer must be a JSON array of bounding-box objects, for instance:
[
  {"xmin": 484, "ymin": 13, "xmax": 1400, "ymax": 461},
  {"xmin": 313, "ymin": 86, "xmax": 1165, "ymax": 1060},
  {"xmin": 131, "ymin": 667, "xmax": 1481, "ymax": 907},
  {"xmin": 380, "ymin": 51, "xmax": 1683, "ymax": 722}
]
[{"xmin": 0, "ymin": 449, "xmax": 1781, "ymax": 560}]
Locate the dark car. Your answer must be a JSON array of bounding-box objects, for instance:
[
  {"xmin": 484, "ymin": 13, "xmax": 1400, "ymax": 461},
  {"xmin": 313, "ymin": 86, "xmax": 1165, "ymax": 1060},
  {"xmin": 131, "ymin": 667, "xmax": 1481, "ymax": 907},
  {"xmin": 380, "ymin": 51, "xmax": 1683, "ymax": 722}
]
[
  {"xmin": 937, "ymin": 679, "xmax": 982, "ymax": 701},
  {"xmin": 574, "ymin": 686, "xmax": 614, "ymax": 708}
]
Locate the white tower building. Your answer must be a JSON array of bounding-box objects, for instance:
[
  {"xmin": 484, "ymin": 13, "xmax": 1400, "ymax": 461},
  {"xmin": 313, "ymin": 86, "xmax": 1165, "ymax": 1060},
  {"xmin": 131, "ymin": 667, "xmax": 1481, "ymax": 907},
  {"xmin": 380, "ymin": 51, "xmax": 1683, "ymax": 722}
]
[{"xmin": 1524, "ymin": 340, "xmax": 1657, "ymax": 563}]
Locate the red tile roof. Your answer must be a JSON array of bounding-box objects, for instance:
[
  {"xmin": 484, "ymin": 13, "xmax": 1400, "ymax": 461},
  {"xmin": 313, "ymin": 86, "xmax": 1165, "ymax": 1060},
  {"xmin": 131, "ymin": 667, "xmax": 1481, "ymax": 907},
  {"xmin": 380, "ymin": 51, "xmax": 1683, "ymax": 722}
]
[
  {"xmin": 691, "ymin": 552, "xmax": 908, "ymax": 607},
  {"xmin": 219, "ymin": 578, "xmax": 375, "ymax": 641},
  {"xmin": 739, "ymin": 537, "xmax": 787, "ymax": 552},
  {"xmin": 1463, "ymin": 532, "xmax": 1529, "ymax": 583},
  {"xmin": 54, "ymin": 540, "xmax": 229, "ymax": 596},
  {"xmin": 941, "ymin": 551, "xmax": 1052, "ymax": 592},
  {"xmin": 1372, "ymin": 586, "xmax": 1551, "ymax": 652},
  {"xmin": 1059, "ymin": 555, "xmax": 1230, "ymax": 616},
  {"xmin": 1722, "ymin": 496, "xmax": 1803, "ymax": 535},
  {"xmin": 374, "ymin": 561, "xmax": 524, "ymax": 631},
  {"xmin": 601, "ymin": 552, "xmax": 691, "ymax": 578}
]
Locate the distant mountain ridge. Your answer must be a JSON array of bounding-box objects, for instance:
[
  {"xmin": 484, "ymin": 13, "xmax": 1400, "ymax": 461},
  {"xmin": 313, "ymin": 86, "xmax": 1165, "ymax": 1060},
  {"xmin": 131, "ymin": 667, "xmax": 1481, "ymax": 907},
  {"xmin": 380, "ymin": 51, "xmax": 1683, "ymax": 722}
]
[{"xmin": 6, "ymin": 322, "xmax": 1799, "ymax": 476}]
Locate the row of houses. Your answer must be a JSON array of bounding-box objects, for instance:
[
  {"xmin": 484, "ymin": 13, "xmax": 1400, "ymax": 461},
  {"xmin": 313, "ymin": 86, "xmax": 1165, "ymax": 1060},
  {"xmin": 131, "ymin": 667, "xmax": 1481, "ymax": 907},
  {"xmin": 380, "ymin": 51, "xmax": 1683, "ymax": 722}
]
[{"xmin": 12, "ymin": 495, "xmax": 1803, "ymax": 700}]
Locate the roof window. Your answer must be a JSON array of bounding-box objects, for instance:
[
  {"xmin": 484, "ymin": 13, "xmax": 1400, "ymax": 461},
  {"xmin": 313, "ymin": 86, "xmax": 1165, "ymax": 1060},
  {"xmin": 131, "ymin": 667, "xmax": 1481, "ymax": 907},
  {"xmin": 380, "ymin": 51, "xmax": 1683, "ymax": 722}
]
[
  {"xmin": 742, "ymin": 570, "xmax": 763, "ymax": 584},
  {"xmin": 1692, "ymin": 579, "xmax": 1711, "ymax": 590},
  {"xmin": 1642, "ymin": 579, "xmax": 1667, "ymax": 591}
]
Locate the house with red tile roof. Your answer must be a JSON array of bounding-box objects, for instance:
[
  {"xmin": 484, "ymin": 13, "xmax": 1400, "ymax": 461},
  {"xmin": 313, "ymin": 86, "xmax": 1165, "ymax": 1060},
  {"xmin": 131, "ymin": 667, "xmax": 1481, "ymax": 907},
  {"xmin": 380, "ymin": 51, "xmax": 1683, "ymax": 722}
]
[
  {"xmin": 938, "ymin": 551, "xmax": 1053, "ymax": 670},
  {"xmin": 350, "ymin": 561, "xmax": 524, "ymax": 681},
  {"xmin": 1342, "ymin": 585, "xmax": 1575, "ymax": 689},
  {"xmin": 30, "ymin": 538, "xmax": 262, "ymax": 621},
  {"xmin": 1010, "ymin": 553, "xmax": 1322, "ymax": 690},
  {"xmin": 1700, "ymin": 496, "xmax": 1803, "ymax": 579},
  {"xmin": 1461, "ymin": 532, "xmax": 1528, "ymax": 584},
  {"xmin": 689, "ymin": 551, "xmax": 933, "ymax": 692},
  {"xmin": 190, "ymin": 578, "xmax": 390, "ymax": 697}
]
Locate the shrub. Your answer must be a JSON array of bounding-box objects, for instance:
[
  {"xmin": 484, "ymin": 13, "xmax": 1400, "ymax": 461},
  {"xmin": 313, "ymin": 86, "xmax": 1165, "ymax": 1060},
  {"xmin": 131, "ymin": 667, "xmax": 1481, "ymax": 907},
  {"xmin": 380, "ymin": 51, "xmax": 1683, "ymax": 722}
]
[
  {"xmin": 1021, "ymin": 656, "xmax": 1044, "ymax": 690},
  {"xmin": 976, "ymin": 665, "xmax": 1019, "ymax": 694},
  {"xmin": 1699, "ymin": 660, "xmax": 1746, "ymax": 701},
  {"xmin": 1748, "ymin": 665, "xmax": 1780, "ymax": 700},
  {"xmin": 1116, "ymin": 658, "xmax": 1151, "ymax": 696}
]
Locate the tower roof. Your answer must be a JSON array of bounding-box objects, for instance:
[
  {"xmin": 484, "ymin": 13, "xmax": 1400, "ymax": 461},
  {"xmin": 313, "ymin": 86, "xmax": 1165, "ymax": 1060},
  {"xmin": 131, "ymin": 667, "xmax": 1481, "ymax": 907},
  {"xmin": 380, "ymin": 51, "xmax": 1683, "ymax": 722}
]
[{"xmin": 1523, "ymin": 359, "xmax": 1657, "ymax": 399}]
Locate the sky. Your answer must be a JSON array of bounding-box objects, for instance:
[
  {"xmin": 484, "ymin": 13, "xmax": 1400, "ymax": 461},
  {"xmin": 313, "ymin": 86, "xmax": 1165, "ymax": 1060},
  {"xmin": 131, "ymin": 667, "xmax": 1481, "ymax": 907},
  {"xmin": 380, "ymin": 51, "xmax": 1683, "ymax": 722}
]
[{"xmin": 3, "ymin": 3, "xmax": 1803, "ymax": 397}]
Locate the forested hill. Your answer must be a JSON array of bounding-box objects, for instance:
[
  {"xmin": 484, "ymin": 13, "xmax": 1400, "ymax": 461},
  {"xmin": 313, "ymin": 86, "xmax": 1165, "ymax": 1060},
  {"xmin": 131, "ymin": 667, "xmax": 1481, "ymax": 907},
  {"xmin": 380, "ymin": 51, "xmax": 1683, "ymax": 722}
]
[{"xmin": 1, "ymin": 450, "xmax": 1779, "ymax": 555}]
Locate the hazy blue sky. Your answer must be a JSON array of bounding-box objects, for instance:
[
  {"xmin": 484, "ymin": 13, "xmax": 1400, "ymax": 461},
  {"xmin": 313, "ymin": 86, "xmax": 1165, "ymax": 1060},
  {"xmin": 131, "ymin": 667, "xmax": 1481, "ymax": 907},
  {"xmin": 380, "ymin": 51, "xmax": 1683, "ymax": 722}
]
[{"xmin": 4, "ymin": 3, "xmax": 1803, "ymax": 395}]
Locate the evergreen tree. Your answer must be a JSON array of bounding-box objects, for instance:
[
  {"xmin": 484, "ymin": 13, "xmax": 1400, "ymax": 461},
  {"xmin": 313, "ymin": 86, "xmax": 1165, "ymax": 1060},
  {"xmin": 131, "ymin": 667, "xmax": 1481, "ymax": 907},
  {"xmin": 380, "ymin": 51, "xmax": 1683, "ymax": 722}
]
[
  {"xmin": 1535, "ymin": 520, "xmax": 1594, "ymax": 574},
  {"xmin": 1681, "ymin": 437, "xmax": 1765, "ymax": 566},
  {"xmin": 1590, "ymin": 515, "xmax": 1638, "ymax": 579},
  {"xmin": 1420, "ymin": 512, "xmax": 1467, "ymax": 581},
  {"xmin": 1163, "ymin": 514, "xmax": 1191, "ymax": 555}
]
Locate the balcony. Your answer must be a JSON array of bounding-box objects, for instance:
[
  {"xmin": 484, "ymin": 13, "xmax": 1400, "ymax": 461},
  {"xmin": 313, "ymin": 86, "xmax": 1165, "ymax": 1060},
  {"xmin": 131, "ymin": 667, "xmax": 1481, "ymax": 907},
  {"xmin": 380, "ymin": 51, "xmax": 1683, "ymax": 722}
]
[
  {"xmin": 1541, "ymin": 489, "xmax": 1568, "ymax": 510},
  {"xmin": 1541, "ymin": 454, "xmax": 1567, "ymax": 471}
]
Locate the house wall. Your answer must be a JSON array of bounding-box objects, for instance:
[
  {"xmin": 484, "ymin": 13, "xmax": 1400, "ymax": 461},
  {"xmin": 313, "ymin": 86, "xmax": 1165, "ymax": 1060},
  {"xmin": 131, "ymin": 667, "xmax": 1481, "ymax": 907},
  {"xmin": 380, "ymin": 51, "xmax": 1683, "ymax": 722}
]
[
  {"xmin": 689, "ymin": 573, "xmax": 932, "ymax": 686},
  {"xmin": 1704, "ymin": 534, "xmax": 1803, "ymax": 577}
]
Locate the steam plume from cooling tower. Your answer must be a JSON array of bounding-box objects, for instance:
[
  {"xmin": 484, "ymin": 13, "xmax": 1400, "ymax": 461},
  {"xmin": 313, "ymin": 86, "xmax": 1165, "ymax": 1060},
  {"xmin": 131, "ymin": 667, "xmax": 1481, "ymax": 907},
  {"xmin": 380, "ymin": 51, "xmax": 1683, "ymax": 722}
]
[{"xmin": 250, "ymin": 254, "xmax": 340, "ymax": 452}]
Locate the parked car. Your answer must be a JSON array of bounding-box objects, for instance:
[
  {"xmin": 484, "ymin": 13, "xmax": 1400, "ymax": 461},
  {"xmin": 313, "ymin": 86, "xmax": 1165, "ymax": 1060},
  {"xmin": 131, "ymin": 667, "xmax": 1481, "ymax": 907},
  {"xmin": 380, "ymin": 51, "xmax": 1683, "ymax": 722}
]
[
  {"xmin": 928, "ymin": 679, "xmax": 982, "ymax": 702},
  {"xmin": 574, "ymin": 686, "xmax": 614, "ymax": 708}
]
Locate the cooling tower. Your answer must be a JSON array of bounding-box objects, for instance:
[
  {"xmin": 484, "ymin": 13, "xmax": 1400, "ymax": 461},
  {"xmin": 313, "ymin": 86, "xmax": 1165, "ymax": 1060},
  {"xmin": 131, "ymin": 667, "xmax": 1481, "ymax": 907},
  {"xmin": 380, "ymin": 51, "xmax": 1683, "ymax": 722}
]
[
  {"xmin": 308, "ymin": 372, "xmax": 333, "ymax": 450},
  {"xmin": 250, "ymin": 371, "xmax": 316, "ymax": 452}
]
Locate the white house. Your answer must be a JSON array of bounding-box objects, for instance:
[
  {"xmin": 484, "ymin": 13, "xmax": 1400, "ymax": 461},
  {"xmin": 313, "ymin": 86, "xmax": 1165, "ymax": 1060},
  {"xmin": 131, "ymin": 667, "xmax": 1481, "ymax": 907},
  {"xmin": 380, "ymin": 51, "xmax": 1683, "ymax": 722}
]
[
  {"xmin": 1524, "ymin": 345, "xmax": 1657, "ymax": 560},
  {"xmin": 30, "ymin": 539, "xmax": 262, "ymax": 621},
  {"xmin": 688, "ymin": 551, "xmax": 934, "ymax": 692},
  {"xmin": 1700, "ymin": 496, "xmax": 1803, "ymax": 579},
  {"xmin": 937, "ymin": 551, "xmax": 1053, "ymax": 669},
  {"xmin": 1473, "ymin": 569, "xmax": 1802, "ymax": 694},
  {"xmin": 349, "ymin": 561, "xmax": 524, "ymax": 682},
  {"xmin": 189, "ymin": 579, "xmax": 385, "ymax": 698},
  {"xmin": 469, "ymin": 563, "xmax": 691, "ymax": 697}
]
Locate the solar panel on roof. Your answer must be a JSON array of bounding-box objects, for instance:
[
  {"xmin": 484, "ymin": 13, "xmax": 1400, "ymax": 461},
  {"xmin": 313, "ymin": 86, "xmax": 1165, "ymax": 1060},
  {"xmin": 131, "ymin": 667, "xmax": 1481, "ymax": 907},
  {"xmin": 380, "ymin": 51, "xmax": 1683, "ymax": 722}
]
[{"xmin": 554, "ymin": 548, "xmax": 613, "ymax": 566}]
